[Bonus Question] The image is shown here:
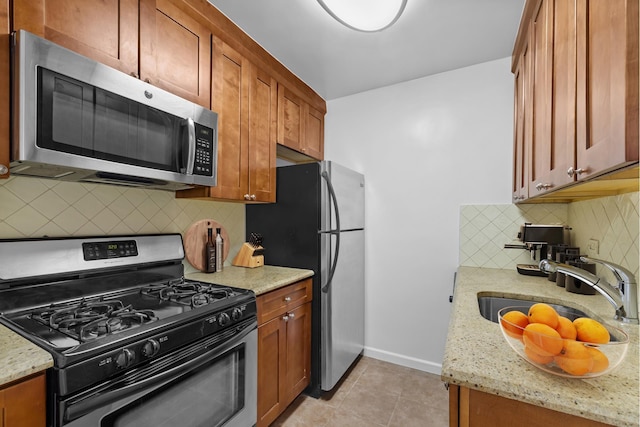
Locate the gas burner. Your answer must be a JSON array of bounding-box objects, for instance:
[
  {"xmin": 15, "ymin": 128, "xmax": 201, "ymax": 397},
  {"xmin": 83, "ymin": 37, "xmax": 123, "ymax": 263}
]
[
  {"xmin": 140, "ymin": 279, "xmax": 238, "ymax": 308},
  {"xmin": 30, "ymin": 299, "xmax": 158, "ymax": 342}
]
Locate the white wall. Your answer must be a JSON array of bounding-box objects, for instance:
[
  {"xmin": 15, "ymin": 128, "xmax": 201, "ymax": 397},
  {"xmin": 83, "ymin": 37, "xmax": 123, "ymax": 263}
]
[{"xmin": 324, "ymin": 57, "xmax": 514, "ymax": 373}]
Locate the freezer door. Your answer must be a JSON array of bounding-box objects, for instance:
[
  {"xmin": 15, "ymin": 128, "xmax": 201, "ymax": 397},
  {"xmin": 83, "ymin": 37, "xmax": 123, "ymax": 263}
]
[
  {"xmin": 321, "ymin": 229, "xmax": 365, "ymax": 391},
  {"xmin": 320, "ymin": 161, "xmax": 365, "ymax": 232}
]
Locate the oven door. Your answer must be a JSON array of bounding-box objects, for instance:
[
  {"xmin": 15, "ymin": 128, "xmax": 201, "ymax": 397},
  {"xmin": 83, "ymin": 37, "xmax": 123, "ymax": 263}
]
[{"xmin": 60, "ymin": 324, "xmax": 257, "ymax": 427}]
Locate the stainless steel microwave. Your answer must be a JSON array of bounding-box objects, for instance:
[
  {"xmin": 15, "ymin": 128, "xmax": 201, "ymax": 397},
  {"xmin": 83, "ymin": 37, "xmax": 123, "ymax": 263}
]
[{"xmin": 11, "ymin": 30, "xmax": 217, "ymax": 191}]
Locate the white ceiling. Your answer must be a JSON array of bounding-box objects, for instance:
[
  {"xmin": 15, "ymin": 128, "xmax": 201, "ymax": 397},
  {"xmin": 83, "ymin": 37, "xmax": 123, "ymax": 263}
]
[{"xmin": 207, "ymin": 0, "xmax": 526, "ymax": 100}]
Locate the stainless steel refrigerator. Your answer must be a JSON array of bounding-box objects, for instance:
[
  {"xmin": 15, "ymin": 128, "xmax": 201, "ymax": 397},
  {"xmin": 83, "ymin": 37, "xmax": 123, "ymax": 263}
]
[{"xmin": 246, "ymin": 161, "xmax": 365, "ymax": 395}]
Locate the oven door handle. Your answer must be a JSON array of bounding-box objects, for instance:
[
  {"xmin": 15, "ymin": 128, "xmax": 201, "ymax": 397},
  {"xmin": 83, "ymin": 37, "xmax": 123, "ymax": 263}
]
[{"xmin": 65, "ymin": 322, "xmax": 256, "ymax": 423}]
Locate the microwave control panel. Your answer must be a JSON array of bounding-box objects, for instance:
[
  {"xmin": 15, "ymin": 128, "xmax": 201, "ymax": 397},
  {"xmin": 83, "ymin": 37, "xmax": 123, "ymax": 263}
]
[{"xmin": 193, "ymin": 124, "xmax": 214, "ymax": 176}]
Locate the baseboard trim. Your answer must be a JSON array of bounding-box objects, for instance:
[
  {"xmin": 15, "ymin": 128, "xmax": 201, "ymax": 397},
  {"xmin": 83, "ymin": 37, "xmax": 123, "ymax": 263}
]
[{"xmin": 363, "ymin": 346, "xmax": 442, "ymax": 376}]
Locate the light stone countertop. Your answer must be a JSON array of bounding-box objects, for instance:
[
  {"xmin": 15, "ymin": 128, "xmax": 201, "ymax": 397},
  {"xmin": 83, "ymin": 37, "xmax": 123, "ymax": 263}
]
[
  {"xmin": 187, "ymin": 265, "xmax": 314, "ymax": 295},
  {"xmin": 0, "ymin": 324, "xmax": 53, "ymax": 387},
  {"xmin": 442, "ymin": 266, "xmax": 639, "ymax": 426}
]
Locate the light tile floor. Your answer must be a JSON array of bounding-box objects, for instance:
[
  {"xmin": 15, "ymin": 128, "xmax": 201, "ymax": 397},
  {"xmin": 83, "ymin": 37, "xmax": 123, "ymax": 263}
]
[{"xmin": 272, "ymin": 356, "xmax": 449, "ymax": 427}]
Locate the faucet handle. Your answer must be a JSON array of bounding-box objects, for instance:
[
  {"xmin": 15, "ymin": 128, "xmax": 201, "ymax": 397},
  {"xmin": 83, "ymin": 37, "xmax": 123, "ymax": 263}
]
[{"xmin": 579, "ymin": 256, "xmax": 637, "ymax": 286}]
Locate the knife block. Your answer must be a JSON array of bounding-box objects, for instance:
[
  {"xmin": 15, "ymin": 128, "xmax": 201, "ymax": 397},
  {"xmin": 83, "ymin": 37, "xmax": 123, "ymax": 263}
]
[{"xmin": 232, "ymin": 243, "xmax": 264, "ymax": 268}]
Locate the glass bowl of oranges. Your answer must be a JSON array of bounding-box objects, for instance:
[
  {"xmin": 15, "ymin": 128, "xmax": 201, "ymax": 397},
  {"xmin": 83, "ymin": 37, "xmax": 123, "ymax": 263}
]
[{"xmin": 498, "ymin": 303, "xmax": 629, "ymax": 378}]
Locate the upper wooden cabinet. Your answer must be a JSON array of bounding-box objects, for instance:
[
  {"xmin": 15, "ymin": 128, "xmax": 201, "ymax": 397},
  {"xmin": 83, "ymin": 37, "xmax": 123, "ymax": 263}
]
[
  {"xmin": 12, "ymin": 0, "xmax": 211, "ymax": 108},
  {"xmin": 1, "ymin": 0, "xmax": 10, "ymax": 178},
  {"xmin": 176, "ymin": 39, "xmax": 276, "ymax": 202},
  {"xmin": 139, "ymin": 0, "xmax": 211, "ymax": 107},
  {"xmin": 278, "ymin": 85, "xmax": 325, "ymax": 161},
  {"xmin": 512, "ymin": 0, "xmax": 638, "ymax": 202}
]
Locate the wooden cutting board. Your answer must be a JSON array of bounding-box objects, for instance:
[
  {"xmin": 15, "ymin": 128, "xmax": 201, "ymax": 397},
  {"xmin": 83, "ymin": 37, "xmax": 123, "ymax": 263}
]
[{"xmin": 184, "ymin": 219, "xmax": 231, "ymax": 272}]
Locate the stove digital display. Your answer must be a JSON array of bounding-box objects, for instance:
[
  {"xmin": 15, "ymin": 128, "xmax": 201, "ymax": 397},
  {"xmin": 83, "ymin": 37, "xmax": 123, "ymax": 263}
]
[{"xmin": 82, "ymin": 240, "xmax": 138, "ymax": 261}]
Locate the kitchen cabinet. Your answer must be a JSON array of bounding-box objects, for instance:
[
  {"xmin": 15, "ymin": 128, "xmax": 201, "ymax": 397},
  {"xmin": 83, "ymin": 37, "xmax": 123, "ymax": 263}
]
[
  {"xmin": 12, "ymin": 0, "xmax": 211, "ymax": 108},
  {"xmin": 0, "ymin": 0, "xmax": 9, "ymax": 178},
  {"xmin": 278, "ymin": 86, "xmax": 325, "ymax": 161},
  {"xmin": 176, "ymin": 39, "xmax": 276, "ymax": 202},
  {"xmin": 0, "ymin": 372, "xmax": 46, "ymax": 427},
  {"xmin": 449, "ymin": 384, "xmax": 611, "ymax": 427},
  {"xmin": 512, "ymin": 0, "xmax": 638, "ymax": 201},
  {"xmin": 256, "ymin": 279, "xmax": 312, "ymax": 427}
]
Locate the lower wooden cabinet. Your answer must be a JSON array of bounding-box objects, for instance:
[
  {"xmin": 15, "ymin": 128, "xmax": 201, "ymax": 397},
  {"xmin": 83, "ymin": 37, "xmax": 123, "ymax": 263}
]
[
  {"xmin": 0, "ymin": 372, "xmax": 46, "ymax": 427},
  {"xmin": 256, "ymin": 279, "xmax": 312, "ymax": 427},
  {"xmin": 449, "ymin": 384, "xmax": 611, "ymax": 427}
]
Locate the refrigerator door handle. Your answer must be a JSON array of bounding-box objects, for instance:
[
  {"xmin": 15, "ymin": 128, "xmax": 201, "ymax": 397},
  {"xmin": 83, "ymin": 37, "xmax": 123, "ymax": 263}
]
[{"xmin": 320, "ymin": 171, "xmax": 341, "ymax": 293}]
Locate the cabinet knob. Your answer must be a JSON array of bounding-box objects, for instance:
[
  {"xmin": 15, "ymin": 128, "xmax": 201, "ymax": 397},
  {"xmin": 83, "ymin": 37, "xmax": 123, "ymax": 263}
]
[
  {"xmin": 129, "ymin": 71, "xmax": 139, "ymax": 79},
  {"xmin": 144, "ymin": 78, "xmax": 151, "ymax": 84},
  {"xmin": 284, "ymin": 296, "xmax": 292, "ymax": 302},
  {"xmin": 288, "ymin": 312, "xmax": 295, "ymax": 319},
  {"xmin": 535, "ymin": 182, "xmax": 553, "ymax": 191},
  {"xmin": 0, "ymin": 164, "xmax": 8, "ymax": 175},
  {"xmin": 244, "ymin": 194, "xmax": 251, "ymax": 200},
  {"xmin": 250, "ymin": 194, "xmax": 256, "ymax": 200},
  {"xmin": 567, "ymin": 167, "xmax": 588, "ymax": 178},
  {"xmin": 282, "ymin": 315, "xmax": 289, "ymax": 321}
]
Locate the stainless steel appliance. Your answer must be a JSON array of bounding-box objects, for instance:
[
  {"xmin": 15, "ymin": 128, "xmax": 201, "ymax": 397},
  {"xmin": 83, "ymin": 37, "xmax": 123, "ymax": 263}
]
[
  {"xmin": 0, "ymin": 234, "xmax": 256, "ymax": 427},
  {"xmin": 11, "ymin": 30, "xmax": 217, "ymax": 191},
  {"xmin": 246, "ymin": 161, "xmax": 365, "ymax": 394}
]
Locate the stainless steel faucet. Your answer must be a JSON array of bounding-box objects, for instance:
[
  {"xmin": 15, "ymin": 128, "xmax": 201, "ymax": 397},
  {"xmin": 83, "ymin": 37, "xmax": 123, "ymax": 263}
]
[{"xmin": 539, "ymin": 257, "xmax": 639, "ymax": 324}]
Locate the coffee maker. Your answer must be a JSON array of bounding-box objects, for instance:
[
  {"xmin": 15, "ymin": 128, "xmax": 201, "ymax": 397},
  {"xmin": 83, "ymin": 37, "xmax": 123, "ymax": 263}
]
[{"xmin": 509, "ymin": 223, "xmax": 568, "ymax": 276}]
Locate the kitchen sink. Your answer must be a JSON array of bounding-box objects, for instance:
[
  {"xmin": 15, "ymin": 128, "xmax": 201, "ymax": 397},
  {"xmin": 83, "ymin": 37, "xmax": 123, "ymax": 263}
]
[{"xmin": 477, "ymin": 295, "xmax": 588, "ymax": 323}]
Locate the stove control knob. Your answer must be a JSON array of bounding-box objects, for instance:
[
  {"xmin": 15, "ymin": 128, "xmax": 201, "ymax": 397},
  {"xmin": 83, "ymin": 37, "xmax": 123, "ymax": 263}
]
[
  {"xmin": 115, "ymin": 349, "xmax": 135, "ymax": 369},
  {"xmin": 231, "ymin": 308, "xmax": 242, "ymax": 321},
  {"xmin": 218, "ymin": 312, "xmax": 231, "ymax": 327},
  {"xmin": 142, "ymin": 339, "xmax": 160, "ymax": 358}
]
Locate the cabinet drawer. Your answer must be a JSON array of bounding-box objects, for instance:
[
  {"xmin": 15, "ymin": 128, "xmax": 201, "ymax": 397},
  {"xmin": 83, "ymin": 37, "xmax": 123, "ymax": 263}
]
[{"xmin": 257, "ymin": 279, "xmax": 312, "ymax": 324}]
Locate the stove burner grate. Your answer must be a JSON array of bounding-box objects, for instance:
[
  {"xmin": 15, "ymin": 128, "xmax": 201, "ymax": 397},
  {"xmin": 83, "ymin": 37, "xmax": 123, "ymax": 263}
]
[
  {"xmin": 140, "ymin": 279, "xmax": 236, "ymax": 308},
  {"xmin": 30, "ymin": 298, "xmax": 158, "ymax": 342}
]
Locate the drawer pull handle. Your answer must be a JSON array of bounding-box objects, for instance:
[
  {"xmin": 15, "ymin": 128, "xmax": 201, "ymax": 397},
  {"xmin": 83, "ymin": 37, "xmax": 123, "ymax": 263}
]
[{"xmin": 284, "ymin": 297, "xmax": 292, "ymax": 302}]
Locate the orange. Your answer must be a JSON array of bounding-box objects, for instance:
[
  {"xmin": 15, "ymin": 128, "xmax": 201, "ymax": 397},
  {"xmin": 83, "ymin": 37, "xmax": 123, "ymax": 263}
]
[
  {"xmin": 524, "ymin": 344, "xmax": 554, "ymax": 364},
  {"xmin": 586, "ymin": 347, "xmax": 609, "ymax": 373},
  {"xmin": 522, "ymin": 323, "xmax": 563, "ymax": 357},
  {"xmin": 528, "ymin": 303, "xmax": 559, "ymax": 329},
  {"xmin": 555, "ymin": 316, "xmax": 578, "ymax": 340},
  {"xmin": 554, "ymin": 339, "xmax": 593, "ymax": 376},
  {"xmin": 573, "ymin": 318, "xmax": 610, "ymax": 344},
  {"xmin": 500, "ymin": 310, "xmax": 529, "ymax": 339}
]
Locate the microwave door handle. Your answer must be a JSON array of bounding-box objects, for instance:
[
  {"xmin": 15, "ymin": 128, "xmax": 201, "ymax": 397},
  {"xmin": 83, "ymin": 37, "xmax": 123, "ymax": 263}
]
[{"xmin": 185, "ymin": 118, "xmax": 196, "ymax": 175}]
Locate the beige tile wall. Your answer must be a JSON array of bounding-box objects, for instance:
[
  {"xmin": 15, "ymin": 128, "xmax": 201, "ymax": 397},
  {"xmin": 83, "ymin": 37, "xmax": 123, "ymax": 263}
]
[
  {"xmin": 0, "ymin": 176, "xmax": 245, "ymax": 274},
  {"xmin": 460, "ymin": 192, "xmax": 639, "ymax": 282},
  {"xmin": 459, "ymin": 203, "xmax": 569, "ymax": 269}
]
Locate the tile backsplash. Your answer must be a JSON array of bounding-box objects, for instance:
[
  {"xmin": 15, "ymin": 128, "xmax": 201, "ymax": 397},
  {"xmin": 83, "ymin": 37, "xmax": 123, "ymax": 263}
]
[
  {"xmin": 0, "ymin": 176, "xmax": 245, "ymax": 274},
  {"xmin": 460, "ymin": 192, "xmax": 639, "ymax": 282}
]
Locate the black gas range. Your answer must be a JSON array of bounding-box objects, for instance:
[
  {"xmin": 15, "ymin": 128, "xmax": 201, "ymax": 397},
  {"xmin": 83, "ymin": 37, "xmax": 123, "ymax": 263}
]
[{"xmin": 0, "ymin": 234, "xmax": 257, "ymax": 427}]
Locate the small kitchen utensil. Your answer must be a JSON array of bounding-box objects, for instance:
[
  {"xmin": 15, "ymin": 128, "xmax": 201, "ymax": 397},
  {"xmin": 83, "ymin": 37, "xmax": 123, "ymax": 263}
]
[{"xmin": 232, "ymin": 233, "xmax": 264, "ymax": 268}]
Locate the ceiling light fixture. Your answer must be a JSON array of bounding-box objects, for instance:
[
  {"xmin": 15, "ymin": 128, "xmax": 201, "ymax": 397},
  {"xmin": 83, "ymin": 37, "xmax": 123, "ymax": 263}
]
[{"xmin": 317, "ymin": 0, "xmax": 408, "ymax": 32}]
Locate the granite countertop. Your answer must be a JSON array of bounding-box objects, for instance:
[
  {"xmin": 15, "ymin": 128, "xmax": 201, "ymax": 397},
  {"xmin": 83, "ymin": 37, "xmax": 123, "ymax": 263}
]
[
  {"xmin": 442, "ymin": 266, "xmax": 639, "ymax": 427},
  {"xmin": 0, "ymin": 324, "xmax": 53, "ymax": 387},
  {"xmin": 187, "ymin": 265, "xmax": 314, "ymax": 295}
]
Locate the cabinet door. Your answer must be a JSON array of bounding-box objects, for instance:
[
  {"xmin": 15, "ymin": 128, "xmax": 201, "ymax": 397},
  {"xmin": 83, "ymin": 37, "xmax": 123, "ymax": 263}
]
[
  {"xmin": 1, "ymin": 373, "xmax": 46, "ymax": 427},
  {"xmin": 139, "ymin": 0, "xmax": 211, "ymax": 108},
  {"xmin": 548, "ymin": 0, "xmax": 577, "ymax": 189},
  {"xmin": 12, "ymin": 0, "xmax": 138, "ymax": 76},
  {"xmin": 257, "ymin": 317, "xmax": 286, "ymax": 427},
  {"xmin": 1, "ymin": 0, "xmax": 9, "ymax": 178},
  {"xmin": 575, "ymin": 0, "xmax": 639, "ymax": 178},
  {"xmin": 512, "ymin": 38, "xmax": 531, "ymax": 202},
  {"xmin": 207, "ymin": 38, "xmax": 249, "ymax": 200},
  {"xmin": 304, "ymin": 105, "xmax": 325, "ymax": 160},
  {"xmin": 528, "ymin": 0, "xmax": 554, "ymax": 196},
  {"xmin": 284, "ymin": 302, "xmax": 311, "ymax": 403},
  {"xmin": 248, "ymin": 66, "xmax": 277, "ymax": 203},
  {"xmin": 277, "ymin": 85, "xmax": 304, "ymax": 152}
]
